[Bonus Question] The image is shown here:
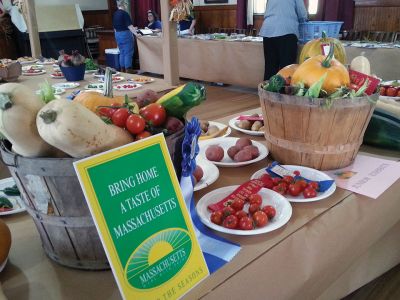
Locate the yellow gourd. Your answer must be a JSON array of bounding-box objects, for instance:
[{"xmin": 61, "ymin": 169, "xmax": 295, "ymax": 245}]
[
  {"xmin": 299, "ymin": 31, "xmax": 347, "ymax": 65},
  {"xmin": 74, "ymin": 67, "xmax": 124, "ymax": 113},
  {"xmin": 292, "ymin": 43, "xmax": 350, "ymax": 95}
]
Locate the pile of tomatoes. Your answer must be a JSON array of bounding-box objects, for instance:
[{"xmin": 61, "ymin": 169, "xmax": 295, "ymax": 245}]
[
  {"xmin": 210, "ymin": 193, "xmax": 276, "ymax": 230},
  {"xmin": 380, "ymin": 85, "xmax": 400, "ymax": 97},
  {"xmin": 99, "ymin": 103, "xmax": 166, "ymax": 140},
  {"xmin": 258, "ymin": 172, "xmax": 319, "ymax": 198}
]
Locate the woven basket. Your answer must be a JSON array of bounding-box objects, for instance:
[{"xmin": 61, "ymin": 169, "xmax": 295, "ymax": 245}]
[
  {"xmin": 0, "ymin": 128, "xmax": 184, "ymax": 269},
  {"xmin": 258, "ymin": 85, "xmax": 378, "ymax": 170}
]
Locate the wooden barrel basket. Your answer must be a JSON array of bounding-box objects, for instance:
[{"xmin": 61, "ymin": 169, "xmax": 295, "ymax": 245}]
[
  {"xmin": 258, "ymin": 86, "xmax": 378, "ymax": 170},
  {"xmin": 0, "ymin": 128, "xmax": 184, "ymax": 270}
]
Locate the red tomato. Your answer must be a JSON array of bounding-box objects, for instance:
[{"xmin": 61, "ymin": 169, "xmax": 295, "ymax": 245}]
[
  {"xmin": 230, "ymin": 199, "xmax": 245, "ymax": 211},
  {"xmin": 397, "ymin": 90, "xmax": 400, "ymax": 97},
  {"xmin": 139, "ymin": 103, "xmax": 167, "ymax": 126},
  {"xmin": 210, "ymin": 211, "xmax": 224, "ymax": 225},
  {"xmin": 238, "ymin": 216, "xmax": 253, "ymax": 230},
  {"xmin": 386, "ymin": 87, "xmax": 398, "ymax": 97},
  {"xmin": 303, "ymin": 187, "xmax": 317, "ymax": 198},
  {"xmin": 136, "ymin": 131, "xmax": 151, "ymax": 140},
  {"xmin": 235, "ymin": 210, "xmax": 248, "ymax": 220},
  {"xmin": 295, "ymin": 179, "xmax": 308, "ymax": 190},
  {"xmin": 222, "ymin": 206, "xmax": 235, "ymax": 217},
  {"xmin": 272, "ymin": 185, "xmax": 286, "ymax": 195},
  {"xmin": 248, "ymin": 203, "xmax": 260, "ymax": 214},
  {"xmin": 262, "ymin": 205, "xmax": 276, "ymax": 220},
  {"xmin": 282, "ymin": 175, "xmax": 294, "ymax": 184},
  {"xmin": 98, "ymin": 107, "xmax": 116, "ymax": 118},
  {"xmin": 379, "ymin": 87, "xmax": 386, "ymax": 96},
  {"xmin": 126, "ymin": 114, "xmax": 145, "ymax": 135},
  {"xmin": 223, "ymin": 215, "xmax": 238, "ymax": 229},
  {"xmin": 260, "ymin": 174, "xmax": 274, "ymax": 189},
  {"xmin": 288, "ymin": 183, "xmax": 302, "ymax": 197},
  {"xmin": 248, "ymin": 194, "xmax": 262, "ymax": 206},
  {"xmin": 293, "ymin": 170, "xmax": 301, "ymax": 176},
  {"xmin": 112, "ymin": 108, "xmax": 130, "ymax": 127},
  {"xmin": 272, "ymin": 177, "xmax": 281, "ymax": 186},
  {"xmin": 307, "ymin": 181, "xmax": 319, "ymax": 191},
  {"xmin": 277, "ymin": 182, "xmax": 288, "ymax": 193},
  {"xmin": 253, "ymin": 211, "xmax": 268, "ymax": 228}
]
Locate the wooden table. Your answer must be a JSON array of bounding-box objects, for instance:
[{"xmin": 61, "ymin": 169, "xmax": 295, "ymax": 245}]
[
  {"xmin": 0, "ymin": 96, "xmax": 399, "ymax": 299},
  {"xmin": 137, "ymin": 36, "xmax": 400, "ymax": 87}
]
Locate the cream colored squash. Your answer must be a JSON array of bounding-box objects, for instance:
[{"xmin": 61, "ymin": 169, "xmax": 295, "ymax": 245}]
[
  {"xmin": 37, "ymin": 99, "xmax": 134, "ymax": 158},
  {"xmin": 0, "ymin": 83, "xmax": 60, "ymax": 157},
  {"xmin": 350, "ymin": 53, "xmax": 371, "ymax": 75}
]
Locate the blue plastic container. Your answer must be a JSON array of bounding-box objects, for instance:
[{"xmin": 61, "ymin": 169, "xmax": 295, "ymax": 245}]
[
  {"xmin": 299, "ymin": 21, "xmax": 343, "ymax": 44},
  {"xmin": 60, "ymin": 64, "xmax": 86, "ymax": 81},
  {"xmin": 105, "ymin": 48, "xmax": 120, "ymax": 70}
]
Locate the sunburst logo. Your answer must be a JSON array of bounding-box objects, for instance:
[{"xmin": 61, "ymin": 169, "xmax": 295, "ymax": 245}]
[{"xmin": 125, "ymin": 228, "xmax": 192, "ymax": 289}]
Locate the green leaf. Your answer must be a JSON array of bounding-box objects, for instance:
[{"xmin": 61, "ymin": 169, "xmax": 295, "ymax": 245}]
[
  {"xmin": 305, "ymin": 73, "xmax": 327, "ymax": 98},
  {"xmin": 39, "ymin": 80, "xmax": 56, "ymax": 103}
]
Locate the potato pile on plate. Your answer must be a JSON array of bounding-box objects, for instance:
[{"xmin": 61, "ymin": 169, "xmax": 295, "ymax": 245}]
[
  {"xmin": 236, "ymin": 113, "xmax": 264, "ymax": 132},
  {"xmin": 200, "ymin": 120, "xmax": 220, "ymax": 137}
]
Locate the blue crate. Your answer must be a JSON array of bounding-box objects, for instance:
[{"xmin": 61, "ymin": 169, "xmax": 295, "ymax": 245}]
[{"xmin": 299, "ymin": 21, "xmax": 343, "ymax": 44}]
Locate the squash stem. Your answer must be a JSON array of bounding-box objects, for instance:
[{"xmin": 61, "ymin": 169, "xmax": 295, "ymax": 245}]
[
  {"xmin": 0, "ymin": 93, "xmax": 13, "ymax": 110},
  {"xmin": 321, "ymin": 42, "xmax": 335, "ymax": 68},
  {"xmin": 321, "ymin": 31, "xmax": 327, "ymax": 39},
  {"xmin": 39, "ymin": 110, "xmax": 58, "ymax": 124}
]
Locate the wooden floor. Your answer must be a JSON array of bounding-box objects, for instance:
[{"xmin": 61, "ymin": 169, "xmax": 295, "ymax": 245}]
[{"xmin": 187, "ymin": 83, "xmax": 400, "ymax": 300}]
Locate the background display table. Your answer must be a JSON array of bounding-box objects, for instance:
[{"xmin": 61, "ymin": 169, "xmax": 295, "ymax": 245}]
[{"xmin": 137, "ymin": 36, "xmax": 400, "ymax": 87}]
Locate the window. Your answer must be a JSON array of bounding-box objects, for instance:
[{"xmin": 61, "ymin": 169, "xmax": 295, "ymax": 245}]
[{"xmin": 253, "ymin": 0, "xmax": 319, "ymax": 15}]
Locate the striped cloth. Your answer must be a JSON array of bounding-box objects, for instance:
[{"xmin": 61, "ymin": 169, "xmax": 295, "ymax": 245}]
[{"xmin": 259, "ymin": 0, "xmax": 308, "ymax": 38}]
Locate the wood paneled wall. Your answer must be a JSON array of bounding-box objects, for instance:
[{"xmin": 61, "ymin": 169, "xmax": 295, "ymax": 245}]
[
  {"xmin": 354, "ymin": 0, "xmax": 400, "ymax": 31},
  {"xmin": 194, "ymin": 5, "xmax": 237, "ymax": 33},
  {"xmin": 82, "ymin": 10, "xmax": 112, "ymax": 28}
]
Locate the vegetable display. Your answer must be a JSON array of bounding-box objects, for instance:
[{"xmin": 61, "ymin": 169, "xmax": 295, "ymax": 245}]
[
  {"xmin": 37, "ymin": 99, "xmax": 134, "ymax": 158},
  {"xmin": 0, "ymin": 83, "xmax": 61, "ymax": 157},
  {"xmin": 299, "ymin": 31, "xmax": 347, "ymax": 65}
]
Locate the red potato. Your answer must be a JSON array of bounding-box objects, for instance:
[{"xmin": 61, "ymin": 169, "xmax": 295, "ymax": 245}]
[
  {"xmin": 135, "ymin": 89, "xmax": 159, "ymax": 107},
  {"xmin": 193, "ymin": 165, "xmax": 204, "ymax": 184},
  {"xmin": 233, "ymin": 149, "xmax": 253, "ymax": 162},
  {"xmin": 235, "ymin": 137, "xmax": 252, "ymax": 150},
  {"xmin": 243, "ymin": 145, "xmax": 259, "ymax": 159},
  {"xmin": 205, "ymin": 145, "xmax": 224, "ymax": 162},
  {"xmin": 165, "ymin": 116, "xmax": 184, "ymax": 133},
  {"xmin": 227, "ymin": 146, "xmax": 240, "ymax": 160}
]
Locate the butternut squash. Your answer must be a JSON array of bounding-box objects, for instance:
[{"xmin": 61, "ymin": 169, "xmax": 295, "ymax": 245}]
[
  {"xmin": 0, "ymin": 83, "xmax": 61, "ymax": 157},
  {"xmin": 37, "ymin": 99, "xmax": 134, "ymax": 158},
  {"xmin": 350, "ymin": 53, "xmax": 371, "ymax": 75}
]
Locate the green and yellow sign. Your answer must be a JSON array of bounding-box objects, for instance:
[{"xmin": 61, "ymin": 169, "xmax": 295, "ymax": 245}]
[{"xmin": 74, "ymin": 134, "xmax": 208, "ymax": 299}]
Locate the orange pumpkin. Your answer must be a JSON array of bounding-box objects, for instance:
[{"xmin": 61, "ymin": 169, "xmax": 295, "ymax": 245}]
[
  {"xmin": 277, "ymin": 64, "xmax": 299, "ymax": 84},
  {"xmin": 291, "ymin": 43, "xmax": 350, "ymax": 95},
  {"xmin": 74, "ymin": 68, "xmax": 124, "ymax": 113}
]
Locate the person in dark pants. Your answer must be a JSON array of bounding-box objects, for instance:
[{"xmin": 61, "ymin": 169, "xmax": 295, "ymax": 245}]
[
  {"xmin": 259, "ymin": 0, "xmax": 308, "ymax": 80},
  {"xmin": 113, "ymin": 0, "xmax": 137, "ymax": 73}
]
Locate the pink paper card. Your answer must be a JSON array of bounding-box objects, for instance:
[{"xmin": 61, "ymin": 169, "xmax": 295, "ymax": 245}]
[{"xmin": 326, "ymin": 155, "xmax": 400, "ymax": 199}]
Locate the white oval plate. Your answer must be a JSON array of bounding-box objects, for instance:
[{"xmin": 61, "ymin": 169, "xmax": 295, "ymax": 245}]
[
  {"xmin": 196, "ymin": 186, "xmax": 292, "ymax": 235},
  {"xmin": 36, "ymin": 87, "xmax": 65, "ymax": 96},
  {"xmin": 22, "ymin": 70, "xmax": 46, "ymax": 76},
  {"xmin": 52, "ymin": 82, "xmax": 80, "ymax": 89},
  {"xmin": 50, "ymin": 73, "xmax": 64, "ymax": 79},
  {"xmin": 200, "ymin": 121, "xmax": 231, "ymax": 139},
  {"xmin": 18, "ymin": 58, "xmax": 38, "ymax": 65},
  {"xmin": 37, "ymin": 59, "xmax": 56, "ymax": 65},
  {"xmin": 22, "ymin": 65, "xmax": 44, "ymax": 71},
  {"xmin": 198, "ymin": 137, "xmax": 268, "ymax": 168},
  {"xmin": 85, "ymin": 83, "xmax": 105, "ymax": 90},
  {"xmin": 194, "ymin": 157, "xmax": 219, "ymax": 192},
  {"xmin": 251, "ymin": 165, "xmax": 337, "ymax": 203},
  {"xmin": 113, "ymin": 83, "xmax": 142, "ymax": 91},
  {"xmin": 99, "ymin": 76, "xmax": 125, "ymax": 83},
  {"xmin": 229, "ymin": 115, "xmax": 264, "ymax": 136},
  {"xmin": 0, "ymin": 178, "xmax": 26, "ymax": 216},
  {"xmin": 128, "ymin": 77, "xmax": 155, "ymax": 84}
]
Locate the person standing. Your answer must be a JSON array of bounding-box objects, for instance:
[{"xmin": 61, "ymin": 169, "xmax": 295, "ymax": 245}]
[
  {"xmin": 113, "ymin": 0, "xmax": 137, "ymax": 73},
  {"xmin": 259, "ymin": 0, "xmax": 308, "ymax": 80}
]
